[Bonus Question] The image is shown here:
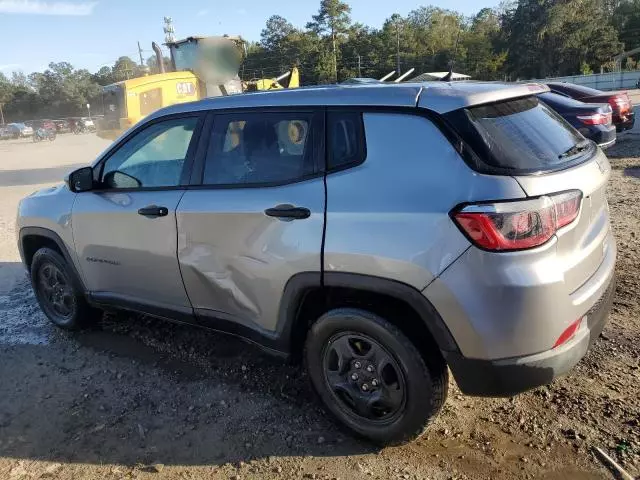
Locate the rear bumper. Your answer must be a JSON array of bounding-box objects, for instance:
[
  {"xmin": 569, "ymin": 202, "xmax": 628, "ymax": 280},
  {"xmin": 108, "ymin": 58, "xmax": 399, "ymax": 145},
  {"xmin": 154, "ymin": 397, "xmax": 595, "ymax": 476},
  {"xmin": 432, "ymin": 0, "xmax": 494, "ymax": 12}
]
[
  {"xmin": 615, "ymin": 111, "xmax": 635, "ymax": 132},
  {"xmin": 583, "ymin": 124, "xmax": 616, "ymax": 148},
  {"xmin": 445, "ymin": 272, "xmax": 615, "ymax": 397}
]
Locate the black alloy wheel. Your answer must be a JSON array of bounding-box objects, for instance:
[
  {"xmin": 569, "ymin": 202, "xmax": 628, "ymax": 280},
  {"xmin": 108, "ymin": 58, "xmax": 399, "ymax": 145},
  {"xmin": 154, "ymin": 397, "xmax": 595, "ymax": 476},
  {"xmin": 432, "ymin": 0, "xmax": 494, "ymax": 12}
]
[
  {"xmin": 36, "ymin": 262, "xmax": 77, "ymax": 322},
  {"xmin": 322, "ymin": 332, "xmax": 406, "ymax": 423}
]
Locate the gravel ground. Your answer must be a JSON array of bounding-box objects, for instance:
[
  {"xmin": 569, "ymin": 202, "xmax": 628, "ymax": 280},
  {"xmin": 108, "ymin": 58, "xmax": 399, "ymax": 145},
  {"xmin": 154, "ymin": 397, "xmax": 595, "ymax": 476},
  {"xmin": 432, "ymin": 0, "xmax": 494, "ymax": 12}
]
[{"xmin": 0, "ymin": 134, "xmax": 638, "ymax": 480}]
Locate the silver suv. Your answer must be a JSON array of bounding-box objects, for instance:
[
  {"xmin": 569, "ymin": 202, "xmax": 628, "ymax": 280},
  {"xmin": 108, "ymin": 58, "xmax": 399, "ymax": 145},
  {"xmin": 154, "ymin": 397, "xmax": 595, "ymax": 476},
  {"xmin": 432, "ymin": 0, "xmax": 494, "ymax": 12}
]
[{"xmin": 17, "ymin": 82, "xmax": 616, "ymax": 445}]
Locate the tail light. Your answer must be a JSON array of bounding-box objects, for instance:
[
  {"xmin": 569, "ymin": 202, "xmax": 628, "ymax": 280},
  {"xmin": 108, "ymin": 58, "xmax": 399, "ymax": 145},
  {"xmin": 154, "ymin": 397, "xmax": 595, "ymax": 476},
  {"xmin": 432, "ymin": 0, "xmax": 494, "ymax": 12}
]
[
  {"xmin": 608, "ymin": 94, "xmax": 630, "ymax": 114},
  {"xmin": 577, "ymin": 112, "xmax": 612, "ymax": 126},
  {"xmin": 451, "ymin": 190, "xmax": 583, "ymax": 251}
]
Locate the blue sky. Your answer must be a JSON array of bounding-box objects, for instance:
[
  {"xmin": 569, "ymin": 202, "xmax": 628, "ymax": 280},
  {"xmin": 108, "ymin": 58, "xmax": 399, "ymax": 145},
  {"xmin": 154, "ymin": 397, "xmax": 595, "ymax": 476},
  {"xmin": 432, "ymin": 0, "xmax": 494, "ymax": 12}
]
[{"xmin": 0, "ymin": 0, "xmax": 499, "ymax": 75}]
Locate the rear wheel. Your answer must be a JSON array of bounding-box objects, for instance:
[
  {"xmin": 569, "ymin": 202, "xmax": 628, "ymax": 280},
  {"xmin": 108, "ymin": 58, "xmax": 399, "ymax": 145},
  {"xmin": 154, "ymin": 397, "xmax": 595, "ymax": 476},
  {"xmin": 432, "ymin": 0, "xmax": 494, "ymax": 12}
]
[
  {"xmin": 304, "ymin": 308, "xmax": 448, "ymax": 445},
  {"xmin": 30, "ymin": 248, "xmax": 99, "ymax": 330}
]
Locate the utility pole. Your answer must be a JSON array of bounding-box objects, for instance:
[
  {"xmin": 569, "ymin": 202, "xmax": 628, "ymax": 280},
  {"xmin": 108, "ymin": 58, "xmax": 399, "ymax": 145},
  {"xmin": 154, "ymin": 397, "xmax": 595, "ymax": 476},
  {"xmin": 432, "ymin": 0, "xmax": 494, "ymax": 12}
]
[
  {"xmin": 0, "ymin": 103, "xmax": 4, "ymax": 125},
  {"xmin": 137, "ymin": 41, "xmax": 145, "ymax": 67},
  {"xmin": 357, "ymin": 55, "xmax": 362, "ymax": 77}
]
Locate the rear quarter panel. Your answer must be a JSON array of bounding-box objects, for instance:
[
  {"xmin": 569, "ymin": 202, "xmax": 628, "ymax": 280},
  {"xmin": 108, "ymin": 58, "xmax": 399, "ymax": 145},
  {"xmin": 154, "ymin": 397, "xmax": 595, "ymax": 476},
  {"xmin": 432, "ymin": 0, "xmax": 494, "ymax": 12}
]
[{"xmin": 324, "ymin": 111, "xmax": 526, "ymax": 290}]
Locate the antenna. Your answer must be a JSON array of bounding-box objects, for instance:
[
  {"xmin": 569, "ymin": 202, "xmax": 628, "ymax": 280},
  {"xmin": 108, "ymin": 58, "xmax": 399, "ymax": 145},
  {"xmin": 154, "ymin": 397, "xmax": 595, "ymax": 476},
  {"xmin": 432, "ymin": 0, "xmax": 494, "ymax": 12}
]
[
  {"xmin": 163, "ymin": 17, "xmax": 175, "ymax": 43},
  {"xmin": 441, "ymin": 29, "xmax": 461, "ymax": 82}
]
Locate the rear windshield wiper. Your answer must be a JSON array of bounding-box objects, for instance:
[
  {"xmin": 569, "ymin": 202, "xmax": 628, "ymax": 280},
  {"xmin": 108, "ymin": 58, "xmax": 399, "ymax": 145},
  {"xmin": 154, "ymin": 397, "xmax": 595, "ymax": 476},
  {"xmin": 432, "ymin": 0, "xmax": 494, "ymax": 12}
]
[{"xmin": 558, "ymin": 140, "xmax": 591, "ymax": 159}]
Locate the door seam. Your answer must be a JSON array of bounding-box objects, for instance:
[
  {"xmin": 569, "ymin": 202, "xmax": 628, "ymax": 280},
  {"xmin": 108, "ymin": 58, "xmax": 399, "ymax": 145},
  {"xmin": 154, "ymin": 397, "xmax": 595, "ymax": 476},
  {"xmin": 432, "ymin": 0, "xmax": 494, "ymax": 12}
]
[{"xmin": 174, "ymin": 189, "xmax": 196, "ymax": 310}]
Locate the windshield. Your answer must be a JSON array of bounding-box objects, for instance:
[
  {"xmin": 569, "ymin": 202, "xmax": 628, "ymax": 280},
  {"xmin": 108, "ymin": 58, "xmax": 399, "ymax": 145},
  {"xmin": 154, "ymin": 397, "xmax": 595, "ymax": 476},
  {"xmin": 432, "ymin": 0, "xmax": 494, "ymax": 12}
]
[{"xmin": 446, "ymin": 96, "xmax": 591, "ymax": 173}]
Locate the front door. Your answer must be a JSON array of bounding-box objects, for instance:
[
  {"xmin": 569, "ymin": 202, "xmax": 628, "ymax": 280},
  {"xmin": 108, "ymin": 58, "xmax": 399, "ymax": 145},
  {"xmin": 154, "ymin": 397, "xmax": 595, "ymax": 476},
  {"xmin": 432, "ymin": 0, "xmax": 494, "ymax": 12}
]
[
  {"xmin": 72, "ymin": 115, "xmax": 202, "ymax": 314},
  {"xmin": 176, "ymin": 110, "xmax": 325, "ymax": 335}
]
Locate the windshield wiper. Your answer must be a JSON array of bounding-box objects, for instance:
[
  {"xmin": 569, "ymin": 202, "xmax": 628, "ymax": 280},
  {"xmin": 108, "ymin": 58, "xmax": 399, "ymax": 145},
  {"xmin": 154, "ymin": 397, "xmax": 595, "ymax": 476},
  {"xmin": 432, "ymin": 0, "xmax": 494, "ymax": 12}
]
[{"xmin": 558, "ymin": 140, "xmax": 591, "ymax": 159}]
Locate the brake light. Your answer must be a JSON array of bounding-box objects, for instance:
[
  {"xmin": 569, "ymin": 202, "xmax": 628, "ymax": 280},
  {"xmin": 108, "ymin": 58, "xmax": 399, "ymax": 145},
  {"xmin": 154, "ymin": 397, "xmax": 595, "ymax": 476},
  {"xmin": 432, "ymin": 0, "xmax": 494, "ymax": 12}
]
[
  {"xmin": 608, "ymin": 94, "xmax": 630, "ymax": 114},
  {"xmin": 452, "ymin": 190, "xmax": 582, "ymax": 251},
  {"xmin": 577, "ymin": 112, "xmax": 612, "ymax": 126}
]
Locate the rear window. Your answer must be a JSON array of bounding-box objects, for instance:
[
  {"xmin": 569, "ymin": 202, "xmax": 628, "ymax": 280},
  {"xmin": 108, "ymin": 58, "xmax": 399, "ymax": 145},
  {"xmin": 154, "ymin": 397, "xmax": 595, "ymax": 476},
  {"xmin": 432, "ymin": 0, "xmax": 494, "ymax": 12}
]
[{"xmin": 447, "ymin": 96, "xmax": 593, "ymax": 173}]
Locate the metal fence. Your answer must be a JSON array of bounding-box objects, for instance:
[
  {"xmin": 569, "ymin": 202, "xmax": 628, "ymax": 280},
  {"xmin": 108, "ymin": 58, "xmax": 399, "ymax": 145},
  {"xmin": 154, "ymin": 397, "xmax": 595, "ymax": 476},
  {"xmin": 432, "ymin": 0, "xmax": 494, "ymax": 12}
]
[{"xmin": 533, "ymin": 71, "xmax": 640, "ymax": 91}]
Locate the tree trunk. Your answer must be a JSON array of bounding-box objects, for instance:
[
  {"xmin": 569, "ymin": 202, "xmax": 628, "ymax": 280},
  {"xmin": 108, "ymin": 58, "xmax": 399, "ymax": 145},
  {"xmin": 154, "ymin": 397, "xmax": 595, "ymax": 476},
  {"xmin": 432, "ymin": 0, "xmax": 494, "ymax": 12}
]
[{"xmin": 332, "ymin": 25, "xmax": 337, "ymax": 83}]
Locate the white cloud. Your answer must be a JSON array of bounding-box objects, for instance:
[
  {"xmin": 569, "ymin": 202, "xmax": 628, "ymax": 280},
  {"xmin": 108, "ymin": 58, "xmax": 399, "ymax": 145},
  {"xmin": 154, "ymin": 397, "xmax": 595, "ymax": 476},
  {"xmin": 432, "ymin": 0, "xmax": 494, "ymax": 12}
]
[
  {"xmin": 0, "ymin": 0, "xmax": 97, "ymax": 15},
  {"xmin": 0, "ymin": 64, "xmax": 22, "ymax": 71},
  {"xmin": 196, "ymin": 8, "xmax": 208, "ymax": 16}
]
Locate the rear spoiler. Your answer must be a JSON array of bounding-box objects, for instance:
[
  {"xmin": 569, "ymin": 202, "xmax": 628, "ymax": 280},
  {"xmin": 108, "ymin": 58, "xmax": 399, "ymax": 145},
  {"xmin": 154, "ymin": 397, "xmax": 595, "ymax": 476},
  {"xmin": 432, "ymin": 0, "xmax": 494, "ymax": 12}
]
[{"xmin": 418, "ymin": 82, "xmax": 550, "ymax": 114}]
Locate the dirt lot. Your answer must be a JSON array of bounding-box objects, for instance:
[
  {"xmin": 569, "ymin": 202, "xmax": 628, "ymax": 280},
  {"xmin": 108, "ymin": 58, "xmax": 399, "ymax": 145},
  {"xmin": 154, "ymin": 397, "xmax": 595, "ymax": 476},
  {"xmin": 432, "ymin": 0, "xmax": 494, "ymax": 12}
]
[{"xmin": 0, "ymin": 133, "xmax": 638, "ymax": 480}]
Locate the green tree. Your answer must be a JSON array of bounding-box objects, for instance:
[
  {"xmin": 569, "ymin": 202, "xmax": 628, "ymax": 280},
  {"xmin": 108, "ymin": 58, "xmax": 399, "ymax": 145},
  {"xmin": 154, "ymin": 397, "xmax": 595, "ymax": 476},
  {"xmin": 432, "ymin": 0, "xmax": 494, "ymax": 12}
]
[
  {"xmin": 463, "ymin": 8, "xmax": 506, "ymax": 79},
  {"xmin": 0, "ymin": 72, "xmax": 13, "ymax": 124},
  {"xmin": 146, "ymin": 55, "xmax": 171, "ymax": 75},
  {"xmin": 92, "ymin": 66, "xmax": 115, "ymax": 86},
  {"xmin": 613, "ymin": 0, "xmax": 640, "ymax": 51},
  {"xmin": 261, "ymin": 15, "xmax": 296, "ymax": 52},
  {"xmin": 112, "ymin": 56, "xmax": 140, "ymax": 81},
  {"xmin": 307, "ymin": 0, "xmax": 352, "ymax": 82}
]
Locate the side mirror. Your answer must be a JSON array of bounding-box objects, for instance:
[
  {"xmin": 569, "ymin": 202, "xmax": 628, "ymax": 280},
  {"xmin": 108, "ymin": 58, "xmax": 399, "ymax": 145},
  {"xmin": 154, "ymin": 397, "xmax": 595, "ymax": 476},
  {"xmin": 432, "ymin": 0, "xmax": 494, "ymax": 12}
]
[{"xmin": 65, "ymin": 166, "xmax": 94, "ymax": 192}]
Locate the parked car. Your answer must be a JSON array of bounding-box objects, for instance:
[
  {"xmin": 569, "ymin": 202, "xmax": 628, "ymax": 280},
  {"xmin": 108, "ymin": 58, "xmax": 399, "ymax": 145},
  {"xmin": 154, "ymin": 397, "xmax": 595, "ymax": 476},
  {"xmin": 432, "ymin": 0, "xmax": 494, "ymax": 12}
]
[
  {"xmin": 546, "ymin": 82, "xmax": 635, "ymax": 132},
  {"xmin": 32, "ymin": 119, "xmax": 57, "ymax": 132},
  {"xmin": 70, "ymin": 117, "xmax": 96, "ymax": 134},
  {"xmin": 53, "ymin": 119, "xmax": 71, "ymax": 134},
  {"xmin": 539, "ymin": 92, "xmax": 616, "ymax": 148},
  {"xmin": 6, "ymin": 122, "xmax": 33, "ymax": 138},
  {"xmin": 17, "ymin": 82, "xmax": 616, "ymax": 445},
  {"xmin": 0, "ymin": 126, "xmax": 13, "ymax": 140}
]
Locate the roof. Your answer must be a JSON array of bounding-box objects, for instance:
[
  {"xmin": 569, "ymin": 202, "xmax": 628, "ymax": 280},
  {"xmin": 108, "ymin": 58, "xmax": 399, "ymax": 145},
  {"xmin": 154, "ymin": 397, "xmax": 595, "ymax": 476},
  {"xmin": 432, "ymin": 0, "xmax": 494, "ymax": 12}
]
[
  {"xmin": 106, "ymin": 71, "xmax": 199, "ymax": 90},
  {"xmin": 147, "ymin": 81, "xmax": 550, "ymax": 121},
  {"xmin": 412, "ymin": 72, "xmax": 472, "ymax": 82}
]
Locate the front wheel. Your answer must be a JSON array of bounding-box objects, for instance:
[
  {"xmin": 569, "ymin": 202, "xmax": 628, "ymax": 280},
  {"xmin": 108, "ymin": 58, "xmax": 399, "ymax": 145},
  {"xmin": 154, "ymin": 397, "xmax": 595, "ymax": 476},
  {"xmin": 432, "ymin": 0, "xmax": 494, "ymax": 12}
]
[
  {"xmin": 304, "ymin": 308, "xmax": 448, "ymax": 445},
  {"xmin": 30, "ymin": 248, "xmax": 99, "ymax": 330}
]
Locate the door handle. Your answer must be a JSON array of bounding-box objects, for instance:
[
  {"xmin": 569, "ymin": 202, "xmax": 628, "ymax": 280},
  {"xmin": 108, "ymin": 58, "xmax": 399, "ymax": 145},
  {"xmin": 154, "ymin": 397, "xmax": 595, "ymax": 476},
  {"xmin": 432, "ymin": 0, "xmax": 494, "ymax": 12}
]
[
  {"xmin": 264, "ymin": 204, "xmax": 311, "ymax": 220},
  {"xmin": 137, "ymin": 205, "xmax": 169, "ymax": 217}
]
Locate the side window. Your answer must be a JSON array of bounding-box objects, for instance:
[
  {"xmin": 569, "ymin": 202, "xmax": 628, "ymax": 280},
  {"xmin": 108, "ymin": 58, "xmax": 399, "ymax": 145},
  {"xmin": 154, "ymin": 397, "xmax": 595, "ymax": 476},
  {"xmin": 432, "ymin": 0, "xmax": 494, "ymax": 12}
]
[
  {"xmin": 327, "ymin": 111, "xmax": 365, "ymax": 170},
  {"xmin": 101, "ymin": 117, "xmax": 198, "ymax": 189},
  {"xmin": 203, "ymin": 112, "xmax": 314, "ymax": 186}
]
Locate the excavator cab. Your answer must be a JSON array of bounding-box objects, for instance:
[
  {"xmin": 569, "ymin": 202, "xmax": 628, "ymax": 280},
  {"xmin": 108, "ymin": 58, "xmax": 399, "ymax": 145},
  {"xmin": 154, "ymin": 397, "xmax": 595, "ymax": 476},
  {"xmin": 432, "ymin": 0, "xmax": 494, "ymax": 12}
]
[{"xmin": 167, "ymin": 35, "xmax": 245, "ymax": 96}]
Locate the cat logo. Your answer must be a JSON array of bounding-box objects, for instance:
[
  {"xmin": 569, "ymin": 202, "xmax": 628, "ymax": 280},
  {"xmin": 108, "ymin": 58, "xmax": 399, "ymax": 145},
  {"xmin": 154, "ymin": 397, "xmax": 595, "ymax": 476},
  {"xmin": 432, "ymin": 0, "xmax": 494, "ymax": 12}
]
[{"xmin": 176, "ymin": 82, "xmax": 196, "ymax": 96}]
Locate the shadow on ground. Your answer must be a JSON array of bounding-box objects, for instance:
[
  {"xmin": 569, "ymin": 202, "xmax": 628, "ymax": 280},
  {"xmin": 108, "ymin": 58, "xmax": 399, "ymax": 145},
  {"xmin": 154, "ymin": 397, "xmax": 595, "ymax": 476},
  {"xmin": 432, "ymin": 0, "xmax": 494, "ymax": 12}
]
[
  {"xmin": 0, "ymin": 277, "xmax": 375, "ymax": 467},
  {"xmin": 624, "ymin": 166, "xmax": 640, "ymax": 178}
]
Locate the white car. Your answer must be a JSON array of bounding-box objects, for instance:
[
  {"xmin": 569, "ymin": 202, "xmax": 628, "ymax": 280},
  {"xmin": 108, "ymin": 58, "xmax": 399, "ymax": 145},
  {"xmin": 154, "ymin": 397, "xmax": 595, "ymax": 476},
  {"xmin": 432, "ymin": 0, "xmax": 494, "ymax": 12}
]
[{"xmin": 7, "ymin": 123, "xmax": 33, "ymax": 138}]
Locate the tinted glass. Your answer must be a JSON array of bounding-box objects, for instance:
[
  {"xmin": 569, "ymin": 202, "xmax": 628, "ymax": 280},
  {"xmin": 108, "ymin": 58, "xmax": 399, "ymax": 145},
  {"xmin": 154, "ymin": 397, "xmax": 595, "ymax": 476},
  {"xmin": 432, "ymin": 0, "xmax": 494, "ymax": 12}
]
[
  {"xmin": 101, "ymin": 117, "xmax": 198, "ymax": 188},
  {"xmin": 328, "ymin": 111, "xmax": 365, "ymax": 169},
  {"xmin": 459, "ymin": 96, "xmax": 590, "ymax": 171},
  {"xmin": 203, "ymin": 112, "xmax": 314, "ymax": 185}
]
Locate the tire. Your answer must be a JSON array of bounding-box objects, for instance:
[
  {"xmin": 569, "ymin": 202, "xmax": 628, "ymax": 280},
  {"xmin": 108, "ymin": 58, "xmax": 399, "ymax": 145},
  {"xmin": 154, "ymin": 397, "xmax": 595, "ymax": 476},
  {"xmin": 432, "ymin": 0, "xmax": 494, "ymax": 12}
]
[
  {"xmin": 30, "ymin": 247, "xmax": 98, "ymax": 330},
  {"xmin": 304, "ymin": 308, "xmax": 448, "ymax": 445}
]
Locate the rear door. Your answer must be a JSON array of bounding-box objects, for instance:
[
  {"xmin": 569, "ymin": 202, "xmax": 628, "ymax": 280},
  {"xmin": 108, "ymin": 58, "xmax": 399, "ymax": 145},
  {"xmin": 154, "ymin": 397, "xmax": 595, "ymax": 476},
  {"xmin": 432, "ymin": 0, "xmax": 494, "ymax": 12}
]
[
  {"xmin": 72, "ymin": 114, "xmax": 203, "ymax": 314},
  {"xmin": 176, "ymin": 109, "xmax": 325, "ymax": 338}
]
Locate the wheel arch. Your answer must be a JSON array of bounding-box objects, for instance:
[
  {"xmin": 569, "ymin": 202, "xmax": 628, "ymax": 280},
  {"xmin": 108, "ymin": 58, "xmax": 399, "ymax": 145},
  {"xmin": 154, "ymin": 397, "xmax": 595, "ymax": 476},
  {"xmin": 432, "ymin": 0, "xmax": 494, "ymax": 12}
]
[
  {"xmin": 19, "ymin": 227, "xmax": 87, "ymax": 293},
  {"xmin": 278, "ymin": 272, "xmax": 460, "ymax": 361}
]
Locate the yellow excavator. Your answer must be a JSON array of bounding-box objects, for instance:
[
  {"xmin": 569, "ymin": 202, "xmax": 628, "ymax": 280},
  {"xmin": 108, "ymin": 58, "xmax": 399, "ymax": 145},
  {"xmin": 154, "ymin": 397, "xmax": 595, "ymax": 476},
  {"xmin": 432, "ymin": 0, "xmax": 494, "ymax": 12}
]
[{"xmin": 98, "ymin": 35, "xmax": 300, "ymax": 140}]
